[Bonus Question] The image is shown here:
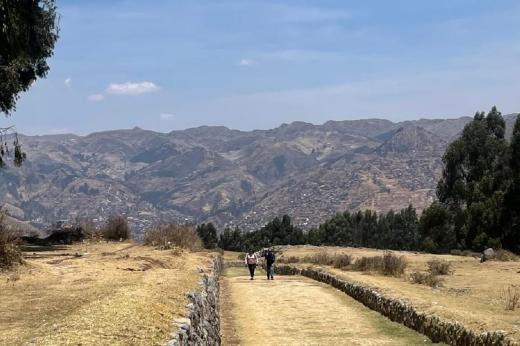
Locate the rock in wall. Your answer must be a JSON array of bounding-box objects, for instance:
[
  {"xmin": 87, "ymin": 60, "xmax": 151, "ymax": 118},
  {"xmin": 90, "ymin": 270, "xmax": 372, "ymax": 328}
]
[
  {"xmin": 168, "ymin": 256, "xmax": 222, "ymax": 346},
  {"xmin": 274, "ymin": 265, "xmax": 516, "ymax": 346}
]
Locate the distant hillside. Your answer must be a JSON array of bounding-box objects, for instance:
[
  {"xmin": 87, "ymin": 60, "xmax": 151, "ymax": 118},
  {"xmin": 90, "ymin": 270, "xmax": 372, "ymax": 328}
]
[{"xmin": 0, "ymin": 114, "xmax": 517, "ymax": 233}]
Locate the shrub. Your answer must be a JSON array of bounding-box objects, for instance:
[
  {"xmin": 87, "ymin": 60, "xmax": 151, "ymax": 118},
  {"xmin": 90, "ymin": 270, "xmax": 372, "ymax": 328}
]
[
  {"xmin": 382, "ymin": 252, "xmax": 407, "ymax": 276},
  {"xmin": 102, "ymin": 216, "xmax": 131, "ymax": 240},
  {"xmin": 143, "ymin": 224, "xmax": 202, "ymax": 251},
  {"xmin": 495, "ymin": 249, "xmax": 519, "ymax": 262},
  {"xmin": 352, "ymin": 255, "xmax": 384, "ymax": 272},
  {"xmin": 427, "ymin": 259, "xmax": 453, "ymax": 275},
  {"xmin": 303, "ymin": 251, "xmax": 334, "ymax": 266},
  {"xmin": 279, "ymin": 256, "xmax": 300, "ymax": 264},
  {"xmin": 332, "ymin": 254, "xmax": 353, "ymax": 269},
  {"xmin": 0, "ymin": 212, "xmax": 23, "ymax": 270},
  {"xmin": 409, "ymin": 271, "xmax": 443, "ymax": 288},
  {"xmin": 352, "ymin": 252, "xmax": 407, "ymax": 277},
  {"xmin": 75, "ymin": 218, "xmax": 101, "ymax": 239},
  {"xmin": 501, "ymin": 285, "xmax": 520, "ymax": 311},
  {"xmin": 237, "ymin": 253, "xmax": 246, "ymax": 260},
  {"xmin": 450, "ymin": 249, "xmax": 463, "ymax": 256}
]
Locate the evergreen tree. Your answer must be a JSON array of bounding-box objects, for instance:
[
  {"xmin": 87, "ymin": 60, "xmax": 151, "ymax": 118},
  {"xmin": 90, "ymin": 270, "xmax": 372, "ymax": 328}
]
[
  {"xmin": 436, "ymin": 107, "xmax": 510, "ymax": 250},
  {"xmin": 504, "ymin": 116, "xmax": 520, "ymax": 252},
  {"xmin": 196, "ymin": 223, "xmax": 218, "ymax": 249},
  {"xmin": 418, "ymin": 202, "xmax": 455, "ymax": 253}
]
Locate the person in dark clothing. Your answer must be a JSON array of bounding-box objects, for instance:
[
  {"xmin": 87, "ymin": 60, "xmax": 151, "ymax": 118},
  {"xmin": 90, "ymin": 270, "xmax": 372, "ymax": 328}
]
[
  {"xmin": 264, "ymin": 248, "xmax": 276, "ymax": 280},
  {"xmin": 244, "ymin": 250, "xmax": 258, "ymax": 280}
]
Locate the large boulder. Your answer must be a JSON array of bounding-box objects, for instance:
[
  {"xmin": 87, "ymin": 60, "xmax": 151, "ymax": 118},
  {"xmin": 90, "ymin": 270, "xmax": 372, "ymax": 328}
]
[{"xmin": 481, "ymin": 248, "xmax": 496, "ymax": 262}]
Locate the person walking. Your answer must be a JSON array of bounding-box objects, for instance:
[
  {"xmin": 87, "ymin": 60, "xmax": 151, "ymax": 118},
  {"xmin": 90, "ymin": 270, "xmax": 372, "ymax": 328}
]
[
  {"xmin": 245, "ymin": 250, "xmax": 258, "ymax": 280},
  {"xmin": 264, "ymin": 248, "xmax": 276, "ymax": 280}
]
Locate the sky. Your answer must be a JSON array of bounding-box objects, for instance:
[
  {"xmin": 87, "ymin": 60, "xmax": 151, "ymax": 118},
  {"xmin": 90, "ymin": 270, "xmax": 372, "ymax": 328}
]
[{"xmin": 5, "ymin": 0, "xmax": 520, "ymax": 135}]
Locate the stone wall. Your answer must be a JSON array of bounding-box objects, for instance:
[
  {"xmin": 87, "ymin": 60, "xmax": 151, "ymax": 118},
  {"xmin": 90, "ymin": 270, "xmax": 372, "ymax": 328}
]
[
  {"xmin": 168, "ymin": 256, "xmax": 222, "ymax": 346},
  {"xmin": 275, "ymin": 264, "xmax": 517, "ymax": 346}
]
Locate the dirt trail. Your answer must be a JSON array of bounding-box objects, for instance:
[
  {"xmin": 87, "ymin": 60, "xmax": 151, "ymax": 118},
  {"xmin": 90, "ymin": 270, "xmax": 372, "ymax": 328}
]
[{"xmin": 220, "ymin": 267, "xmax": 441, "ymax": 346}]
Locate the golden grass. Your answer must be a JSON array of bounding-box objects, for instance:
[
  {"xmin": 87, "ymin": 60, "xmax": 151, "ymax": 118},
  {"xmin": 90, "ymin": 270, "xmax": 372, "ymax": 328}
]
[
  {"xmin": 0, "ymin": 242, "xmax": 211, "ymax": 346},
  {"xmin": 281, "ymin": 245, "xmax": 520, "ymax": 342}
]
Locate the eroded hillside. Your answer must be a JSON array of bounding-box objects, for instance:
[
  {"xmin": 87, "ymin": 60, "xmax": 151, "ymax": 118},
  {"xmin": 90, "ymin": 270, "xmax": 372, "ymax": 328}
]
[{"xmin": 1, "ymin": 115, "xmax": 518, "ymax": 233}]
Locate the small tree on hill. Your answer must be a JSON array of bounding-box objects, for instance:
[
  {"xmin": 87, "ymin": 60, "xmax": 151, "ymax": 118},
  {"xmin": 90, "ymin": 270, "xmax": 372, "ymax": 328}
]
[{"xmin": 102, "ymin": 215, "xmax": 131, "ymax": 240}]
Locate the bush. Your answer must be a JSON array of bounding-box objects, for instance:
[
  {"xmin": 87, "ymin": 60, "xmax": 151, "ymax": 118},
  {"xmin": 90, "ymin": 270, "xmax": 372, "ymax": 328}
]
[
  {"xmin": 143, "ymin": 224, "xmax": 202, "ymax": 251},
  {"xmin": 102, "ymin": 216, "xmax": 131, "ymax": 240},
  {"xmin": 382, "ymin": 252, "xmax": 407, "ymax": 276},
  {"xmin": 427, "ymin": 259, "xmax": 453, "ymax": 275},
  {"xmin": 352, "ymin": 252, "xmax": 407, "ymax": 277},
  {"xmin": 237, "ymin": 253, "xmax": 246, "ymax": 260},
  {"xmin": 409, "ymin": 271, "xmax": 443, "ymax": 288},
  {"xmin": 303, "ymin": 251, "xmax": 334, "ymax": 265},
  {"xmin": 0, "ymin": 213, "xmax": 23, "ymax": 270},
  {"xmin": 501, "ymin": 285, "xmax": 520, "ymax": 311},
  {"xmin": 332, "ymin": 254, "xmax": 353, "ymax": 269},
  {"xmin": 75, "ymin": 218, "xmax": 101, "ymax": 239},
  {"xmin": 450, "ymin": 249, "xmax": 481, "ymax": 258},
  {"xmin": 352, "ymin": 255, "xmax": 384, "ymax": 272},
  {"xmin": 279, "ymin": 256, "xmax": 300, "ymax": 264},
  {"xmin": 495, "ymin": 249, "xmax": 519, "ymax": 262}
]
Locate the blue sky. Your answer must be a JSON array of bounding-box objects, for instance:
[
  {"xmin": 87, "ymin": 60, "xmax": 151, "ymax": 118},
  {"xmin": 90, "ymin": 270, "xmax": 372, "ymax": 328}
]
[{"xmin": 6, "ymin": 0, "xmax": 520, "ymax": 135}]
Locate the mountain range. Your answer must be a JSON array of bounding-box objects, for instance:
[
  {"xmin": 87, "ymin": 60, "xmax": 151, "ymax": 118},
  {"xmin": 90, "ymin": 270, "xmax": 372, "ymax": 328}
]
[{"xmin": 1, "ymin": 114, "xmax": 518, "ymax": 235}]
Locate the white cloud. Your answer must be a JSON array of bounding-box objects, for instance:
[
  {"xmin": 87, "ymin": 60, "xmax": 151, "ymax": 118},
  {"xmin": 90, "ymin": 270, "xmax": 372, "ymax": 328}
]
[
  {"xmin": 64, "ymin": 78, "xmax": 72, "ymax": 87},
  {"xmin": 87, "ymin": 94, "xmax": 105, "ymax": 102},
  {"xmin": 160, "ymin": 113, "xmax": 174, "ymax": 120},
  {"xmin": 106, "ymin": 81, "xmax": 160, "ymax": 95},
  {"xmin": 239, "ymin": 59, "xmax": 256, "ymax": 66}
]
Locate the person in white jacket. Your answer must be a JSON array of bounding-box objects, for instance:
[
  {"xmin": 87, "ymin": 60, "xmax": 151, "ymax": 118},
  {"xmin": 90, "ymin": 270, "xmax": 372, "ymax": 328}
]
[{"xmin": 244, "ymin": 250, "xmax": 258, "ymax": 280}]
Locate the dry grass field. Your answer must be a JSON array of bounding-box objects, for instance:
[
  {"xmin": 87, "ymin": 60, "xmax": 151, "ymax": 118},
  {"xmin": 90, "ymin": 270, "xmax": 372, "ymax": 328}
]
[
  {"xmin": 0, "ymin": 242, "xmax": 211, "ymax": 346},
  {"xmin": 279, "ymin": 246, "xmax": 520, "ymax": 342}
]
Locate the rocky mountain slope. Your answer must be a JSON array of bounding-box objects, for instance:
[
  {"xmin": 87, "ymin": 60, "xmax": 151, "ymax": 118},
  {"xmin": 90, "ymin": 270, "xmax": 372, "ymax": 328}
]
[{"xmin": 1, "ymin": 114, "xmax": 517, "ymax": 234}]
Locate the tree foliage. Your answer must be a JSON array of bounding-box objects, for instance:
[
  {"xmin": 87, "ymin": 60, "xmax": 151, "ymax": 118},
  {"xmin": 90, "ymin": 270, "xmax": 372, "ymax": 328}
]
[
  {"xmin": 1, "ymin": 0, "xmax": 59, "ymax": 114},
  {"xmin": 196, "ymin": 222, "xmax": 218, "ymax": 249},
  {"xmin": 218, "ymin": 215, "xmax": 304, "ymax": 252},
  {"xmin": 307, "ymin": 206, "xmax": 419, "ymax": 250},
  {"xmin": 431, "ymin": 106, "xmax": 519, "ymax": 252},
  {"xmin": 1, "ymin": 0, "xmax": 59, "ymax": 167}
]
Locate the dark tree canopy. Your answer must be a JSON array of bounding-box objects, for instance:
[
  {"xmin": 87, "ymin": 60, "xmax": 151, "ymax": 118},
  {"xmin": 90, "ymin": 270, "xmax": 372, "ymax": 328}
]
[
  {"xmin": 433, "ymin": 106, "xmax": 519, "ymax": 252},
  {"xmin": 196, "ymin": 222, "xmax": 218, "ymax": 249},
  {"xmin": 1, "ymin": 0, "xmax": 59, "ymax": 114}
]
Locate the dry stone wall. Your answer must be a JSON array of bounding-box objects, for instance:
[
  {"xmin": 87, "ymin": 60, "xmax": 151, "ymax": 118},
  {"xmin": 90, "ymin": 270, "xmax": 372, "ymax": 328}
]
[
  {"xmin": 274, "ymin": 264, "xmax": 516, "ymax": 346},
  {"xmin": 168, "ymin": 257, "xmax": 222, "ymax": 346}
]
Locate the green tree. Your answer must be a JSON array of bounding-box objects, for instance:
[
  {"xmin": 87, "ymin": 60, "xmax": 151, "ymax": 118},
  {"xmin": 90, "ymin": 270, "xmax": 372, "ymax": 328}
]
[
  {"xmin": 436, "ymin": 107, "xmax": 510, "ymax": 250},
  {"xmin": 504, "ymin": 116, "xmax": 520, "ymax": 252},
  {"xmin": 218, "ymin": 227, "xmax": 243, "ymax": 251},
  {"xmin": 418, "ymin": 202, "xmax": 456, "ymax": 253},
  {"xmin": 196, "ymin": 223, "xmax": 218, "ymax": 249},
  {"xmin": 1, "ymin": 0, "xmax": 59, "ymax": 166}
]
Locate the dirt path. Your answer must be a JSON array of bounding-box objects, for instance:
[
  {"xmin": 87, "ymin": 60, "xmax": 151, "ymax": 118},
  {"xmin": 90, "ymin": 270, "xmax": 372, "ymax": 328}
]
[{"xmin": 220, "ymin": 267, "xmax": 441, "ymax": 346}]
